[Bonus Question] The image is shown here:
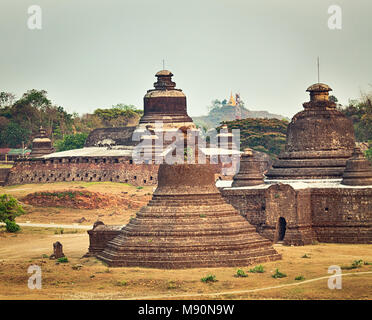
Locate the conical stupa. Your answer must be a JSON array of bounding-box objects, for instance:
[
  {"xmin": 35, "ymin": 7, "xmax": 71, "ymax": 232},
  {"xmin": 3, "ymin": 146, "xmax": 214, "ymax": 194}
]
[
  {"xmin": 341, "ymin": 147, "xmax": 372, "ymax": 186},
  {"xmin": 30, "ymin": 126, "xmax": 55, "ymax": 158},
  {"xmin": 232, "ymin": 148, "xmax": 264, "ymax": 187},
  {"xmin": 266, "ymin": 83, "xmax": 355, "ymax": 179},
  {"xmin": 97, "ymin": 162, "xmax": 281, "ymax": 268}
]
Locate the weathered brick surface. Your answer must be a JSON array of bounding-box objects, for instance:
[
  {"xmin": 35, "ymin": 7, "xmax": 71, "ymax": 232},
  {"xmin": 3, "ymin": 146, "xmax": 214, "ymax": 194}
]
[
  {"xmin": 94, "ymin": 164, "xmax": 281, "ymax": 268},
  {"xmin": 0, "ymin": 168, "xmax": 10, "ymax": 186},
  {"xmin": 221, "ymin": 184, "xmax": 372, "ymax": 245},
  {"xmin": 6, "ymin": 157, "xmax": 159, "ymax": 186}
]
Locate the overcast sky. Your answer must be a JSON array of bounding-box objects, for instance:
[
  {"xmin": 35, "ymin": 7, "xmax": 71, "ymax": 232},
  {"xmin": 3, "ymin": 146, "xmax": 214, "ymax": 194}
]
[{"xmin": 0, "ymin": 0, "xmax": 371, "ymax": 118}]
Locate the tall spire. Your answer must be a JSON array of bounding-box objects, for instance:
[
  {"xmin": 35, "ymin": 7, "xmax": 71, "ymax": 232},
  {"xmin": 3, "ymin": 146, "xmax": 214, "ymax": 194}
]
[{"xmin": 228, "ymin": 91, "xmax": 236, "ymax": 106}]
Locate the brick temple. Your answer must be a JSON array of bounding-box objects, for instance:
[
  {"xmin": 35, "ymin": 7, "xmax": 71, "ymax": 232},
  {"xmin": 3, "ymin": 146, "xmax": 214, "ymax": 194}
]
[
  {"xmin": 88, "ymin": 162, "xmax": 281, "ymax": 268},
  {"xmin": 221, "ymin": 83, "xmax": 372, "ymax": 245}
]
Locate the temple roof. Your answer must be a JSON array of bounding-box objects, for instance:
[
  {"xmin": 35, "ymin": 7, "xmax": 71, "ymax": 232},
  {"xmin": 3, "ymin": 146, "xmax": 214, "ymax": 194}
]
[{"xmin": 306, "ymin": 83, "xmax": 332, "ymax": 92}]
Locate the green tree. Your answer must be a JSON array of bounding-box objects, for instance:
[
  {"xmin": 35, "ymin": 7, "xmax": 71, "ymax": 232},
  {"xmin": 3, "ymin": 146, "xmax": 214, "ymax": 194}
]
[
  {"xmin": 0, "ymin": 121, "xmax": 31, "ymax": 148},
  {"xmin": 0, "ymin": 194, "xmax": 25, "ymax": 222},
  {"xmin": 54, "ymin": 133, "xmax": 88, "ymax": 152}
]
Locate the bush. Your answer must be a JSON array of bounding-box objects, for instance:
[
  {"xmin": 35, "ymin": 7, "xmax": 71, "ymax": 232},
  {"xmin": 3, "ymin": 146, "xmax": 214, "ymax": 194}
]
[
  {"xmin": 235, "ymin": 269, "xmax": 248, "ymax": 278},
  {"xmin": 0, "ymin": 194, "xmax": 25, "ymax": 223},
  {"xmin": 5, "ymin": 219, "xmax": 20, "ymax": 233},
  {"xmin": 272, "ymin": 269, "xmax": 287, "ymax": 279},
  {"xmin": 295, "ymin": 275, "xmax": 305, "ymax": 281},
  {"xmin": 201, "ymin": 274, "xmax": 217, "ymax": 283},
  {"xmin": 57, "ymin": 257, "xmax": 68, "ymax": 263},
  {"xmin": 248, "ymin": 265, "xmax": 265, "ymax": 273},
  {"xmin": 301, "ymin": 254, "xmax": 311, "ymax": 259}
]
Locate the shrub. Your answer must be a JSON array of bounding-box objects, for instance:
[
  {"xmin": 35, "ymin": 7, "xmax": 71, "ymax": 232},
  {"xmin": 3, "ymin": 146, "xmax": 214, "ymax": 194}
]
[
  {"xmin": 248, "ymin": 265, "xmax": 265, "ymax": 273},
  {"xmin": 272, "ymin": 269, "xmax": 287, "ymax": 279},
  {"xmin": 5, "ymin": 219, "xmax": 20, "ymax": 233},
  {"xmin": 352, "ymin": 259, "xmax": 363, "ymax": 268},
  {"xmin": 201, "ymin": 274, "xmax": 217, "ymax": 283},
  {"xmin": 0, "ymin": 194, "xmax": 25, "ymax": 223},
  {"xmin": 295, "ymin": 275, "xmax": 305, "ymax": 281},
  {"xmin": 235, "ymin": 269, "xmax": 248, "ymax": 278},
  {"xmin": 116, "ymin": 280, "xmax": 127, "ymax": 287},
  {"xmin": 342, "ymin": 259, "xmax": 364, "ymax": 270},
  {"xmin": 301, "ymin": 254, "xmax": 311, "ymax": 258},
  {"xmin": 57, "ymin": 257, "xmax": 68, "ymax": 263}
]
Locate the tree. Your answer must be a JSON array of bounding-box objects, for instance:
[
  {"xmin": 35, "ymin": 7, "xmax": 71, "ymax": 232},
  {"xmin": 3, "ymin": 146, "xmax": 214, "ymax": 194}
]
[
  {"xmin": 0, "ymin": 121, "xmax": 31, "ymax": 148},
  {"xmin": 0, "ymin": 194, "xmax": 25, "ymax": 223},
  {"xmin": 329, "ymin": 95, "xmax": 338, "ymax": 103},
  {"xmin": 341, "ymin": 94, "xmax": 372, "ymax": 142},
  {"xmin": 54, "ymin": 133, "xmax": 88, "ymax": 152},
  {"xmin": 0, "ymin": 92, "xmax": 15, "ymax": 107}
]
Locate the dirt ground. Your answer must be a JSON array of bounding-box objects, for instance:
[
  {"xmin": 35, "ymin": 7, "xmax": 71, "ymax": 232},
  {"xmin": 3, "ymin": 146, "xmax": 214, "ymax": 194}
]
[
  {"xmin": 0, "ymin": 182, "xmax": 153, "ymax": 225},
  {"xmin": 0, "ymin": 181, "xmax": 371, "ymax": 300},
  {"xmin": 0, "ymin": 227, "xmax": 371, "ymax": 300}
]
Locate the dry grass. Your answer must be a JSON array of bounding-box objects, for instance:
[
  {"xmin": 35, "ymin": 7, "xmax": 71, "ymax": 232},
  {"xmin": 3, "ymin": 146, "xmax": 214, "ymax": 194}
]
[
  {"xmin": 0, "ymin": 181, "xmax": 371, "ymax": 300},
  {"xmin": 0, "ymin": 228, "xmax": 371, "ymax": 300},
  {"xmin": 0, "ymin": 181, "xmax": 153, "ymax": 225}
]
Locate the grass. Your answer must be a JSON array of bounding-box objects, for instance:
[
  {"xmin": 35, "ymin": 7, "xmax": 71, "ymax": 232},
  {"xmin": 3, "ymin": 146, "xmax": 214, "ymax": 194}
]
[
  {"xmin": 57, "ymin": 257, "xmax": 69, "ymax": 263},
  {"xmin": 201, "ymin": 274, "xmax": 217, "ymax": 283},
  {"xmin": 301, "ymin": 254, "xmax": 311, "ymax": 258},
  {"xmin": 272, "ymin": 269, "xmax": 287, "ymax": 279},
  {"xmin": 248, "ymin": 265, "xmax": 265, "ymax": 273},
  {"xmin": 295, "ymin": 275, "xmax": 305, "ymax": 281},
  {"xmin": 341, "ymin": 259, "xmax": 364, "ymax": 270},
  {"xmin": 235, "ymin": 269, "xmax": 248, "ymax": 278}
]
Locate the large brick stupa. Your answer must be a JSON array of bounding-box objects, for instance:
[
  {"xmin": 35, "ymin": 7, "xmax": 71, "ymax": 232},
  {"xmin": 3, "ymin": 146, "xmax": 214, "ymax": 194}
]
[
  {"xmin": 94, "ymin": 162, "xmax": 281, "ymax": 268},
  {"xmin": 266, "ymin": 83, "xmax": 355, "ymax": 179}
]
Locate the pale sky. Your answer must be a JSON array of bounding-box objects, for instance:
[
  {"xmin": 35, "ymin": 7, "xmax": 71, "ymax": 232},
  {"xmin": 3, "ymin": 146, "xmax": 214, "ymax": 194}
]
[{"xmin": 0, "ymin": 0, "xmax": 371, "ymax": 118}]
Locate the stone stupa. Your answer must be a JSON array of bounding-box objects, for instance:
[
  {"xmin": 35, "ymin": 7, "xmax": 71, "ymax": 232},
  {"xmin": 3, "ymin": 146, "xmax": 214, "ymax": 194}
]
[
  {"xmin": 96, "ymin": 158, "xmax": 281, "ymax": 268},
  {"xmin": 266, "ymin": 83, "xmax": 355, "ymax": 180},
  {"xmin": 232, "ymin": 148, "xmax": 264, "ymax": 187},
  {"xmin": 29, "ymin": 126, "xmax": 55, "ymax": 158}
]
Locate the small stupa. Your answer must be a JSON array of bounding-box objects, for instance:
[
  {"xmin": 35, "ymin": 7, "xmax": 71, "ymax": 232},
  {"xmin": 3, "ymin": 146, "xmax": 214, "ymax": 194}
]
[
  {"xmin": 97, "ymin": 157, "xmax": 281, "ymax": 268},
  {"xmin": 232, "ymin": 148, "xmax": 264, "ymax": 187},
  {"xmin": 341, "ymin": 147, "xmax": 372, "ymax": 186},
  {"xmin": 30, "ymin": 126, "xmax": 55, "ymax": 158}
]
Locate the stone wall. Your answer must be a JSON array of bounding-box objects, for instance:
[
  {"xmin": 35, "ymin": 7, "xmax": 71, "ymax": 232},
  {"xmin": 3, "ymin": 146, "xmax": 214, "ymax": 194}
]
[
  {"xmin": 0, "ymin": 168, "xmax": 10, "ymax": 186},
  {"xmin": 221, "ymin": 184, "xmax": 371, "ymax": 245},
  {"xmin": 86, "ymin": 222, "xmax": 123, "ymax": 256},
  {"xmin": 311, "ymin": 188, "xmax": 372, "ymax": 243},
  {"xmin": 6, "ymin": 157, "xmax": 159, "ymax": 186}
]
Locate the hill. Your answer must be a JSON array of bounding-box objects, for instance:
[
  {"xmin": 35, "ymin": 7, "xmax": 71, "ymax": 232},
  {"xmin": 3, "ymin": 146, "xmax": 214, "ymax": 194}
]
[
  {"xmin": 193, "ymin": 105, "xmax": 287, "ymax": 129},
  {"xmin": 218, "ymin": 118, "xmax": 288, "ymax": 158}
]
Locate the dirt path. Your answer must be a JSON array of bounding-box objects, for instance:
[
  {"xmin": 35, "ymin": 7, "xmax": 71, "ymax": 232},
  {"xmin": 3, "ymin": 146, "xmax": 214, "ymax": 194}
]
[
  {"xmin": 0, "ymin": 232, "xmax": 89, "ymax": 260},
  {"xmin": 124, "ymin": 271, "xmax": 372, "ymax": 300},
  {"xmin": 0, "ymin": 222, "xmax": 93, "ymax": 230}
]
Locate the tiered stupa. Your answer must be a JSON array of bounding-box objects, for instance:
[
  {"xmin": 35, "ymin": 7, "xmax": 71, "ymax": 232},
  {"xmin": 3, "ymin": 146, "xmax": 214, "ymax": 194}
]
[
  {"xmin": 138, "ymin": 70, "xmax": 195, "ymax": 128},
  {"xmin": 341, "ymin": 147, "xmax": 372, "ymax": 186},
  {"xmin": 232, "ymin": 148, "xmax": 264, "ymax": 187},
  {"xmin": 29, "ymin": 126, "xmax": 55, "ymax": 158},
  {"xmin": 266, "ymin": 83, "xmax": 355, "ymax": 179},
  {"xmin": 96, "ymin": 162, "xmax": 281, "ymax": 268}
]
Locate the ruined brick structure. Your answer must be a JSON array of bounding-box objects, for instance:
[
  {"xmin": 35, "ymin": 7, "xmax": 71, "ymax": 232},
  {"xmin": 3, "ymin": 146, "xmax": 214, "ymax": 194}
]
[
  {"xmin": 91, "ymin": 163, "xmax": 281, "ymax": 268},
  {"xmin": 4, "ymin": 70, "xmax": 235, "ymax": 186},
  {"xmin": 221, "ymin": 83, "xmax": 372, "ymax": 245},
  {"xmin": 266, "ymin": 83, "xmax": 355, "ymax": 179},
  {"xmin": 29, "ymin": 126, "xmax": 55, "ymax": 158},
  {"xmin": 7, "ymin": 156, "xmax": 159, "ymax": 186},
  {"xmin": 0, "ymin": 168, "xmax": 10, "ymax": 186}
]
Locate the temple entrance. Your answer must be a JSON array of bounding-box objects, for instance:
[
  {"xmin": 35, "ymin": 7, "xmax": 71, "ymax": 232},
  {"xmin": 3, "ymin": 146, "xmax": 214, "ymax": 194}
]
[{"xmin": 277, "ymin": 217, "xmax": 286, "ymax": 242}]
